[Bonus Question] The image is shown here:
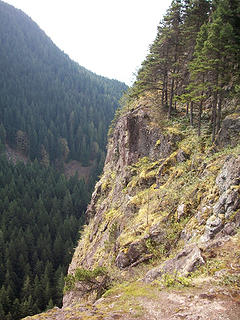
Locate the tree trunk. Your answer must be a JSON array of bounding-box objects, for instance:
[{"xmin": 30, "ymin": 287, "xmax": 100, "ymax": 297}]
[
  {"xmin": 216, "ymin": 93, "xmax": 223, "ymax": 134},
  {"xmin": 211, "ymin": 92, "xmax": 217, "ymax": 143},
  {"xmin": 164, "ymin": 72, "xmax": 168, "ymax": 107},
  {"xmin": 168, "ymin": 77, "xmax": 175, "ymax": 119},
  {"xmin": 190, "ymin": 101, "xmax": 194, "ymax": 126},
  {"xmin": 186, "ymin": 102, "xmax": 189, "ymax": 116},
  {"xmin": 198, "ymin": 87, "xmax": 204, "ymax": 136},
  {"xmin": 198, "ymin": 100, "xmax": 203, "ymax": 136},
  {"xmin": 161, "ymin": 77, "xmax": 165, "ymax": 106}
]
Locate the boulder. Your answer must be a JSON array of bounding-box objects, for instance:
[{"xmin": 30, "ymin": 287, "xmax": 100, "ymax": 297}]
[
  {"xmin": 176, "ymin": 149, "xmax": 188, "ymax": 162},
  {"xmin": 200, "ymin": 215, "xmax": 223, "ymax": 242},
  {"xmin": 144, "ymin": 244, "xmax": 204, "ymax": 282},
  {"xmin": 115, "ymin": 240, "xmax": 147, "ymax": 269}
]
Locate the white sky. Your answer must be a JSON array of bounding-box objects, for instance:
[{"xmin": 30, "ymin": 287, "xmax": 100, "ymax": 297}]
[{"xmin": 3, "ymin": 0, "xmax": 171, "ymax": 85}]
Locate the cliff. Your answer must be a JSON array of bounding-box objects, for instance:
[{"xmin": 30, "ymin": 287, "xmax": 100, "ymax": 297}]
[{"xmin": 23, "ymin": 97, "xmax": 240, "ymax": 320}]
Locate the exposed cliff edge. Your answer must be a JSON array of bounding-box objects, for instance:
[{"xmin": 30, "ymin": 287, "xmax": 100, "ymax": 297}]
[{"xmin": 23, "ymin": 101, "xmax": 240, "ymax": 320}]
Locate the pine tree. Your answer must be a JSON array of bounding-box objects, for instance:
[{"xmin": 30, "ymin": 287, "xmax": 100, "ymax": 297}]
[{"xmin": 190, "ymin": 0, "xmax": 240, "ymax": 140}]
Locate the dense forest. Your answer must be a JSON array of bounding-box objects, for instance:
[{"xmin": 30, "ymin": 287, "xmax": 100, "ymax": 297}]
[
  {"xmin": 0, "ymin": 155, "xmax": 87, "ymax": 319},
  {"xmin": 130, "ymin": 0, "xmax": 240, "ymax": 140},
  {"xmin": 0, "ymin": 1, "xmax": 127, "ymax": 319},
  {"xmin": 0, "ymin": 1, "xmax": 127, "ymax": 167}
]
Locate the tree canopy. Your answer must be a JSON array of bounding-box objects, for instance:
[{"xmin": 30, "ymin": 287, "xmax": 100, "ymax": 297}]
[{"xmin": 131, "ymin": 0, "xmax": 240, "ymax": 139}]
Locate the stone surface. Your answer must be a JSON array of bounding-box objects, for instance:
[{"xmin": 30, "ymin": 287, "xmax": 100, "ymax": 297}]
[
  {"xmin": 215, "ymin": 156, "xmax": 240, "ymax": 193},
  {"xmin": 200, "ymin": 215, "xmax": 223, "ymax": 242},
  {"xmin": 176, "ymin": 149, "xmax": 188, "ymax": 162},
  {"xmin": 148, "ymin": 223, "xmax": 167, "ymax": 244},
  {"xmin": 177, "ymin": 203, "xmax": 186, "ymax": 221},
  {"xmin": 115, "ymin": 240, "xmax": 147, "ymax": 268},
  {"xmin": 196, "ymin": 206, "xmax": 212, "ymax": 226},
  {"xmin": 201, "ymin": 155, "xmax": 240, "ymax": 241},
  {"xmin": 213, "ymin": 189, "xmax": 240, "ymax": 219},
  {"xmin": 221, "ymin": 222, "xmax": 237, "ymax": 236},
  {"xmin": 217, "ymin": 114, "xmax": 240, "ymax": 147},
  {"xmin": 105, "ymin": 106, "xmax": 181, "ymax": 173},
  {"xmin": 234, "ymin": 210, "xmax": 240, "ymax": 227},
  {"xmin": 144, "ymin": 245, "xmax": 205, "ymax": 282}
]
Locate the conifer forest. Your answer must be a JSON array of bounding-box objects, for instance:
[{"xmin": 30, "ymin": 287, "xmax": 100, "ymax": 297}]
[
  {"xmin": 0, "ymin": 0, "xmax": 240, "ymax": 319},
  {"xmin": 0, "ymin": 1, "xmax": 127, "ymax": 318}
]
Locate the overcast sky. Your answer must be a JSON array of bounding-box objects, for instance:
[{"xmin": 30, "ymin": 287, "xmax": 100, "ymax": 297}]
[{"xmin": 4, "ymin": 0, "xmax": 171, "ymax": 85}]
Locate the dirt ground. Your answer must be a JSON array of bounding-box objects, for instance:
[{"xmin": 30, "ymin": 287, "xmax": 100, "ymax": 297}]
[{"xmin": 23, "ymin": 283, "xmax": 240, "ymax": 320}]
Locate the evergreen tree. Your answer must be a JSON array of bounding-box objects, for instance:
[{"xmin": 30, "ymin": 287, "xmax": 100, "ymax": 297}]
[{"xmin": 189, "ymin": 0, "xmax": 240, "ymax": 140}]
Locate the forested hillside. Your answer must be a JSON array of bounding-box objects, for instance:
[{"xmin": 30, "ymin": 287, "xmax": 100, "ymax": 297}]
[
  {"xmin": 0, "ymin": 1, "xmax": 127, "ymax": 319},
  {"xmin": 0, "ymin": 156, "xmax": 87, "ymax": 319},
  {"xmin": 0, "ymin": 1, "xmax": 127, "ymax": 167},
  {"xmin": 24, "ymin": 1, "xmax": 240, "ymax": 319}
]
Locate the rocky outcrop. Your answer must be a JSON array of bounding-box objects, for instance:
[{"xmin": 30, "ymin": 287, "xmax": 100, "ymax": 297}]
[
  {"xmin": 23, "ymin": 100, "xmax": 240, "ymax": 320},
  {"xmin": 200, "ymin": 155, "xmax": 240, "ymax": 242},
  {"xmin": 215, "ymin": 155, "xmax": 240, "ymax": 193},
  {"xmin": 58, "ymin": 101, "xmax": 240, "ymax": 319},
  {"xmin": 105, "ymin": 106, "xmax": 181, "ymax": 172},
  {"xmin": 217, "ymin": 114, "xmax": 240, "ymax": 147},
  {"xmin": 63, "ymin": 104, "xmax": 186, "ymax": 304},
  {"xmin": 115, "ymin": 240, "xmax": 148, "ymax": 268},
  {"xmin": 145, "ymin": 244, "xmax": 205, "ymax": 282}
]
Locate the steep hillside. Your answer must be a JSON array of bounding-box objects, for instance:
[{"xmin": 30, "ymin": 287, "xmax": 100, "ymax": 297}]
[
  {"xmin": 22, "ymin": 0, "xmax": 240, "ymax": 319},
  {"xmin": 0, "ymin": 0, "xmax": 127, "ymax": 170},
  {"xmin": 24, "ymin": 97, "xmax": 240, "ymax": 320}
]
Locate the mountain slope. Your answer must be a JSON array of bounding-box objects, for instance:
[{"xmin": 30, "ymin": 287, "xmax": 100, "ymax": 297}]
[
  {"xmin": 22, "ymin": 0, "xmax": 240, "ymax": 319},
  {"xmin": 23, "ymin": 96, "xmax": 240, "ymax": 320},
  {"xmin": 0, "ymin": 0, "xmax": 127, "ymax": 167},
  {"xmin": 0, "ymin": 1, "xmax": 127, "ymax": 319}
]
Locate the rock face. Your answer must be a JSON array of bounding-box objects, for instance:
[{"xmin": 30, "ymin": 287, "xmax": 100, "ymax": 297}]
[
  {"xmin": 145, "ymin": 245, "xmax": 205, "ymax": 282},
  {"xmin": 62, "ymin": 104, "xmax": 240, "ymax": 312},
  {"xmin": 201, "ymin": 155, "xmax": 240, "ymax": 242},
  {"xmin": 105, "ymin": 106, "xmax": 180, "ymax": 172},
  {"xmin": 215, "ymin": 155, "xmax": 240, "ymax": 193},
  {"xmin": 68, "ymin": 105, "xmax": 180, "ymax": 268},
  {"xmin": 217, "ymin": 114, "xmax": 240, "ymax": 147}
]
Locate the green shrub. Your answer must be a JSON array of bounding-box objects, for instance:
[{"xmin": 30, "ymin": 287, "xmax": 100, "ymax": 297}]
[
  {"xmin": 64, "ymin": 266, "xmax": 109, "ymax": 297},
  {"xmin": 156, "ymin": 272, "xmax": 192, "ymax": 288}
]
